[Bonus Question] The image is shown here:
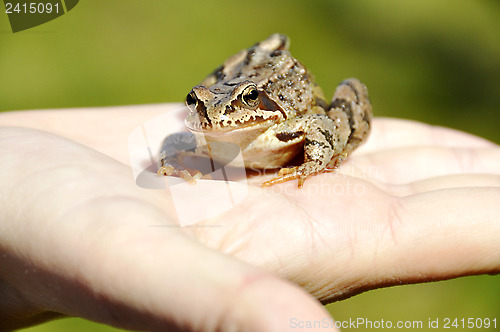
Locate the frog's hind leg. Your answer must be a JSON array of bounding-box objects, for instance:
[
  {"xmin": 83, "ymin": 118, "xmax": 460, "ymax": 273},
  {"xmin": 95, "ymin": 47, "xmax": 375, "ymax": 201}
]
[{"xmin": 328, "ymin": 78, "xmax": 373, "ymax": 161}]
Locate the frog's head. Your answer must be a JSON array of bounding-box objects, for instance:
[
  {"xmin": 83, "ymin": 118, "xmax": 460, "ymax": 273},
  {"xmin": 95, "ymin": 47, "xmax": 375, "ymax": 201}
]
[{"xmin": 184, "ymin": 80, "xmax": 285, "ymax": 133}]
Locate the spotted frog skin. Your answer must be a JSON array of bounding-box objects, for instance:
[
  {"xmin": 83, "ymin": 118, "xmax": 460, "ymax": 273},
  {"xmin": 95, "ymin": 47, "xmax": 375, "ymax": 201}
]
[{"xmin": 158, "ymin": 34, "xmax": 372, "ymax": 188}]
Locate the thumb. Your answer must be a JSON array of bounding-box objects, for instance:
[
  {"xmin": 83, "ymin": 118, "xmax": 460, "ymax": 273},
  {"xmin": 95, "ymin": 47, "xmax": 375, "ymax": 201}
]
[
  {"xmin": 89, "ymin": 232, "xmax": 340, "ymax": 332},
  {"xmin": 139, "ymin": 237, "xmax": 339, "ymax": 332}
]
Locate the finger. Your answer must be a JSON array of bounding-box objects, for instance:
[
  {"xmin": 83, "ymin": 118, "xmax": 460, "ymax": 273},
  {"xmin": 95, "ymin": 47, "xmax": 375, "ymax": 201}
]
[
  {"xmin": 345, "ymin": 145, "xmax": 500, "ymax": 184},
  {"xmin": 369, "ymin": 187, "xmax": 500, "ymax": 295},
  {"xmin": 0, "ymin": 104, "xmax": 184, "ymax": 164},
  {"xmin": 0, "ymin": 127, "xmax": 336, "ymax": 331},
  {"xmin": 358, "ymin": 118, "xmax": 496, "ymax": 154},
  {"xmin": 381, "ymin": 174, "xmax": 500, "ymax": 196},
  {"xmin": 298, "ymin": 184, "xmax": 500, "ymax": 303}
]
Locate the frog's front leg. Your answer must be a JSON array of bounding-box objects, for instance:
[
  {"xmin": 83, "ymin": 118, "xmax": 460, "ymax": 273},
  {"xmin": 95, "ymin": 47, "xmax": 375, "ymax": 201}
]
[
  {"xmin": 262, "ymin": 114, "xmax": 350, "ymax": 188},
  {"xmin": 157, "ymin": 132, "xmax": 206, "ymax": 184}
]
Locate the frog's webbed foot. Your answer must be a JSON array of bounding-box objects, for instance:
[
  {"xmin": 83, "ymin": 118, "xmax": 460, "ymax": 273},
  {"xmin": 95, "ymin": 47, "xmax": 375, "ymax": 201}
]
[
  {"xmin": 157, "ymin": 164, "xmax": 202, "ymax": 185},
  {"xmin": 325, "ymin": 152, "xmax": 348, "ymax": 171}
]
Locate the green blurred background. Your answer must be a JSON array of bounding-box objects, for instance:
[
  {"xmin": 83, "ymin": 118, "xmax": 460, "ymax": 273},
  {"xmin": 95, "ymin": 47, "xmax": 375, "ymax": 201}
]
[{"xmin": 2, "ymin": 0, "xmax": 499, "ymax": 330}]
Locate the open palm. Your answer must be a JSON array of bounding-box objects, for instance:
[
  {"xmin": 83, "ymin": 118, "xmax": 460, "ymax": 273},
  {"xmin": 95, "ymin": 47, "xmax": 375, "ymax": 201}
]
[{"xmin": 1, "ymin": 104, "xmax": 499, "ymax": 331}]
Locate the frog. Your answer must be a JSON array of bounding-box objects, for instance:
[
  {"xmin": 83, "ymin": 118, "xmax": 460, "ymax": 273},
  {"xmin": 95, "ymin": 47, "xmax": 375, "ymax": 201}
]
[{"xmin": 157, "ymin": 33, "xmax": 372, "ymax": 188}]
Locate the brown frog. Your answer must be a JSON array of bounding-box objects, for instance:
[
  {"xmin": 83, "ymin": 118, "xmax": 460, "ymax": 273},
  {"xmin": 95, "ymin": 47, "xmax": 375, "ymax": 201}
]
[{"xmin": 158, "ymin": 34, "xmax": 372, "ymax": 188}]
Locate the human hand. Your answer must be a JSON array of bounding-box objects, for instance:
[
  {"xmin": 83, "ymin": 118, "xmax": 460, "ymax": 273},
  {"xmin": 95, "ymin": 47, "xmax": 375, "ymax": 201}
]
[{"xmin": 1, "ymin": 105, "xmax": 499, "ymax": 331}]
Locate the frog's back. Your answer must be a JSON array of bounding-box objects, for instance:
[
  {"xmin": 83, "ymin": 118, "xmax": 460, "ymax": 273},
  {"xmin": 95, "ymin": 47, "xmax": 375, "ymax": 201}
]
[{"xmin": 201, "ymin": 34, "xmax": 328, "ymax": 117}]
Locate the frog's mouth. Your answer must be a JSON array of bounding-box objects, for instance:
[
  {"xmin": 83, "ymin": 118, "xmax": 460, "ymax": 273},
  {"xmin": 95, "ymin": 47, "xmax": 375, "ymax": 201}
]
[
  {"xmin": 188, "ymin": 118, "xmax": 279, "ymax": 148},
  {"xmin": 186, "ymin": 112, "xmax": 282, "ymax": 134}
]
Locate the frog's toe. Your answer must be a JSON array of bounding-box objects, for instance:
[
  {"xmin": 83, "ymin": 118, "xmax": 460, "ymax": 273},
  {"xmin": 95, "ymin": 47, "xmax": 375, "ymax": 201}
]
[
  {"xmin": 261, "ymin": 166, "xmax": 305, "ymax": 188},
  {"xmin": 180, "ymin": 169, "xmax": 202, "ymax": 185},
  {"xmin": 326, "ymin": 153, "xmax": 348, "ymax": 170},
  {"xmin": 277, "ymin": 167, "xmax": 297, "ymax": 177},
  {"xmin": 157, "ymin": 164, "xmax": 203, "ymax": 185},
  {"xmin": 157, "ymin": 165, "xmax": 175, "ymax": 176}
]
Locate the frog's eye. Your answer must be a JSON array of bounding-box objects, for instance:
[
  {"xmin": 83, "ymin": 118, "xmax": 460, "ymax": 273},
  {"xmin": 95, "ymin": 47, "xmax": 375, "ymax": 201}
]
[
  {"xmin": 241, "ymin": 86, "xmax": 259, "ymax": 108},
  {"xmin": 186, "ymin": 91, "xmax": 198, "ymax": 108}
]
